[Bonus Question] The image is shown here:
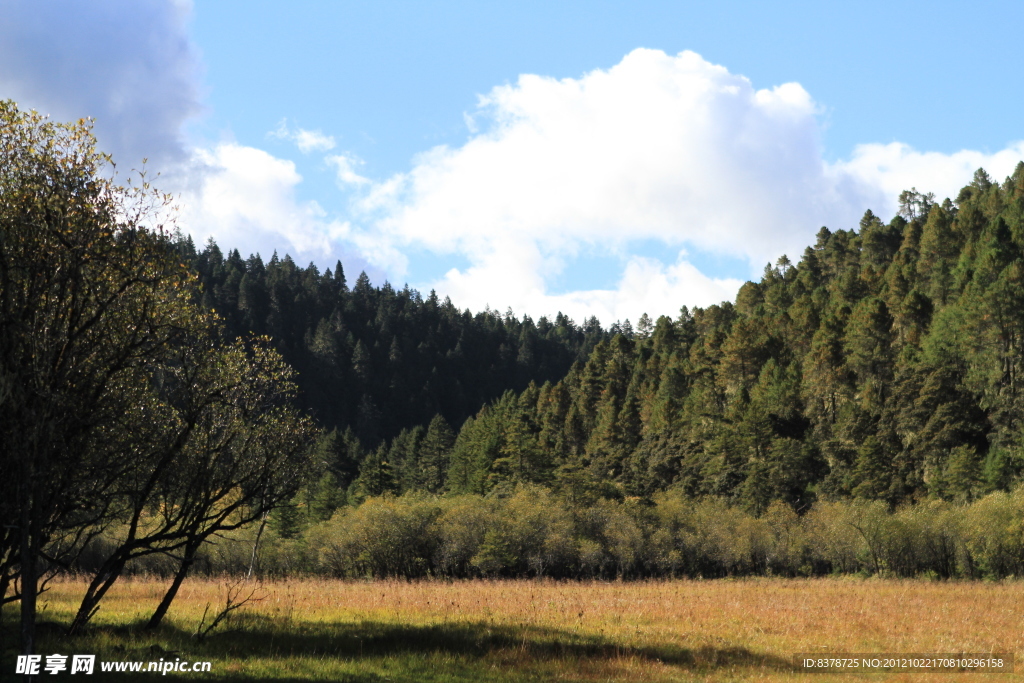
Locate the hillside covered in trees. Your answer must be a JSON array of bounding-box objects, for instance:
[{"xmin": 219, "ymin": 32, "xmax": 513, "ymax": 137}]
[
  {"xmin": 330, "ymin": 167, "xmax": 1024, "ymax": 512},
  {"xmin": 180, "ymin": 165, "xmax": 1024, "ymax": 516},
  {"xmin": 176, "ymin": 238, "xmax": 609, "ymax": 449}
]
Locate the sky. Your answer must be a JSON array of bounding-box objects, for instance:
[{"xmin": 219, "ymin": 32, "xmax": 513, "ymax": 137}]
[{"xmin": 2, "ymin": 0, "xmax": 1024, "ymax": 326}]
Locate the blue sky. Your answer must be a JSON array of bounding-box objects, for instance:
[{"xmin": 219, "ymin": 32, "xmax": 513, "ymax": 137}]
[{"xmin": 2, "ymin": 0, "xmax": 1023, "ymax": 324}]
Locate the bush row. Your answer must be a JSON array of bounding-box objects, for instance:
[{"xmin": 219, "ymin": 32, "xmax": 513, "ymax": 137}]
[{"xmin": 87, "ymin": 487, "xmax": 1024, "ymax": 580}]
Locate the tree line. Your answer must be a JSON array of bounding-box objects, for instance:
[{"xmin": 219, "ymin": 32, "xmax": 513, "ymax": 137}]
[
  {"xmin": 175, "ymin": 235, "xmax": 610, "ymax": 451},
  {"xmin": 350, "ymin": 170, "xmax": 1024, "ymax": 511},
  {"xmin": 175, "ymin": 135, "xmax": 1024, "ymax": 518}
]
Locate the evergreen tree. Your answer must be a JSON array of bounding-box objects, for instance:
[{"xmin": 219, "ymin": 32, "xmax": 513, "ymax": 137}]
[
  {"xmin": 351, "ymin": 444, "xmax": 396, "ymax": 501},
  {"xmin": 418, "ymin": 414, "xmax": 456, "ymax": 493}
]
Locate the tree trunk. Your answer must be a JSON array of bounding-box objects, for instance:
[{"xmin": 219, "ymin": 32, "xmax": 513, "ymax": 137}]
[
  {"xmin": 0, "ymin": 567, "xmax": 10, "ymax": 606},
  {"xmin": 145, "ymin": 537, "xmax": 201, "ymax": 631},
  {"xmin": 247, "ymin": 513, "xmax": 269, "ymax": 579},
  {"xmin": 68, "ymin": 559, "xmax": 126, "ymax": 636},
  {"xmin": 19, "ymin": 457, "xmax": 37, "ymax": 667}
]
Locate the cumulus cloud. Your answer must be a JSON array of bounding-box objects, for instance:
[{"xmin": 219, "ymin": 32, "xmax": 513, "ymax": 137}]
[
  {"xmin": 358, "ymin": 49, "xmax": 849, "ymax": 270},
  {"xmin": 270, "ymin": 119, "xmax": 337, "ymax": 153},
  {"xmin": 171, "ymin": 141, "xmax": 378, "ymax": 276},
  {"xmin": 838, "ymin": 141, "xmax": 1024, "ymax": 210},
  {"xmin": 345, "ymin": 48, "xmax": 1024, "ymax": 322},
  {"xmin": 346, "ymin": 49, "xmax": 863, "ymax": 319},
  {"xmin": 436, "ymin": 248, "xmax": 743, "ymax": 325},
  {"xmin": 175, "ymin": 143, "xmax": 351, "ymax": 264},
  {"xmin": 0, "ymin": 0, "xmax": 200, "ymax": 171}
]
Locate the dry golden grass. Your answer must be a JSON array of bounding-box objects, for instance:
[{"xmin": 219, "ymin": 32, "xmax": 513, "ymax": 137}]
[{"xmin": 23, "ymin": 577, "xmax": 1024, "ymax": 682}]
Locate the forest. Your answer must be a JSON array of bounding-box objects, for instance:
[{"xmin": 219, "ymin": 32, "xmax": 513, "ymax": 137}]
[{"xmin": 178, "ymin": 164, "xmax": 1024, "ymax": 516}]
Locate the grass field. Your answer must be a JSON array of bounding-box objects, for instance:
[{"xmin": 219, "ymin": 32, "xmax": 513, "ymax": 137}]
[{"xmin": 4, "ymin": 577, "xmax": 1022, "ymax": 682}]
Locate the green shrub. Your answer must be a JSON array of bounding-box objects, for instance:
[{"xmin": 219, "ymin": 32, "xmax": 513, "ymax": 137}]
[
  {"xmin": 312, "ymin": 494, "xmax": 441, "ymax": 577},
  {"xmin": 71, "ymin": 483, "xmax": 1024, "ymax": 581},
  {"xmin": 961, "ymin": 489, "xmax": 1024, "ymax": 578}
]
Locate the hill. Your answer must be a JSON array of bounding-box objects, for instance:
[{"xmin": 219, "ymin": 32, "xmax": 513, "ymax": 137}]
[{"xmin": 432, "ymin": 167, "xmax": 1024, "ymax": 509}]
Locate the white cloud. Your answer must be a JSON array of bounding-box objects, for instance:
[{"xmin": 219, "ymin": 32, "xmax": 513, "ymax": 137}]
[
  {"xmin": 344, "ymin": 48, "xmax": 853, "ymax": 319},
  {"xmin": 326, "ymin": 153, "xmax": 371, "ymax": 187},
  {"xmin": 270, "ymin": 119, "xmax": 337, "ymax": 153},
  {"xmin": 436, "ymin": 248, "xmax": 743, "ymax": 324},
  {"xmin": 357, "ymin": 48, "xmax": 846, "ymax": 269},
  {"xmin": 837, "ymin": 141, "xmax": 1024, "ymax": 209},
  {"xmin": 0, "ymin": 2, "xmax": 367, "ymax": 271},
  {"xmin": 344, "ymin": 48, "xmax": 1024, "ymax": 322},
  {"xmin": 175, "ymin": 143, "xmax": 350, "ymax": 264},
  {"xmin": 294, "ymin": 129, "xmax": 336, "ymax": 154}
]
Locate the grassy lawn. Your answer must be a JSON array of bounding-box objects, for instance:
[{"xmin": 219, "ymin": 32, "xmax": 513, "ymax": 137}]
[{"xmin": 3, "ymin": 577, "xmax": 1021, "ymax": 681}]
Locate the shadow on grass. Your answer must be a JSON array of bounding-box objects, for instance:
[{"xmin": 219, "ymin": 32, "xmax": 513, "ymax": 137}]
[{"xmin": 29, "ymin": 615, "xmax": 798, "ymax": 681}]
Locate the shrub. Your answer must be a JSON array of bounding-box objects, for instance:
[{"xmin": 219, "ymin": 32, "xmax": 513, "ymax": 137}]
[
  {"xmin": 313, "ymin": 494, "xmax": 441, "ymax": 577},
  {"xmin": 961, "ymin": 489, "xmax": 1024, "ymax": 578}
]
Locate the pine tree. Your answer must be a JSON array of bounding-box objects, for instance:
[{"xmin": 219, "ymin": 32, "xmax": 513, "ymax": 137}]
[
  {"xmin": 351, "ymin": 444, "xmax": 396, "ymax": 501},
  {"xmin": 943, "ymin": 444, "xmax": 981, "ymax": 501},
  {"xmin": 419, "ymin": 414, "xmax": 456, "ymax": 493},
  {"xmin": 845, "ymin": 297, "xmax": 895, "ymax": 410},
  {"xmin": 851, "ymin": 436, "xmax": 892, "ymax": 500}
]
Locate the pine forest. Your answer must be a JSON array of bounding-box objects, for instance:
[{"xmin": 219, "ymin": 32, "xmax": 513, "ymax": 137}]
[{"xmin": 180, "ymin": 168, "xmax": 1024, "ymax": 516}]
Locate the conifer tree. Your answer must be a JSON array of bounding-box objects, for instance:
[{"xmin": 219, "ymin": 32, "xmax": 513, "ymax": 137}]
[
  {"xmin": 418, "ymin": 414, "xmax": 456, "ymax": 493},
  {"xmin": 351, "ymin": 444, "xmax": 396, "ymax": 501}
]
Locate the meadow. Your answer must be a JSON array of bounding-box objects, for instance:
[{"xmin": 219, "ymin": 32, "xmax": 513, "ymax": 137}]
[{"xmin": 6, "ymin": 577, "xmax": 1021, "ymax": 682}]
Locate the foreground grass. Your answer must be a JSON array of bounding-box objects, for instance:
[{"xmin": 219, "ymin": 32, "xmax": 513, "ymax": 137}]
[{"xmin": 3, "ymin": 577, "xmax": 1022, "ymax": 681}]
